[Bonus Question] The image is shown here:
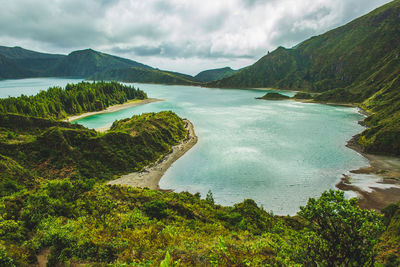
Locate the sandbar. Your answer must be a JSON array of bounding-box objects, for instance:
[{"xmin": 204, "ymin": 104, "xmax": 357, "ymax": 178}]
[{"xmin": 64, "ymin": 98, "xmax": 162, "ymax": 122}]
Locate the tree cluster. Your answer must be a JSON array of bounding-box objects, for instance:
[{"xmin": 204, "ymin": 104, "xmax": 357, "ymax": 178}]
[{"xmin": 0, "ymin": 81, "xmax": 147, "ymax": 119}]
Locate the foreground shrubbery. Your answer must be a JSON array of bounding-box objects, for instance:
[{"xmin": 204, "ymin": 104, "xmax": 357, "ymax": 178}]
[
  {"xmin": 0, "ymin": 112, "xmax": 397, "ymax": 265},
  {"xmin": 0, "ymin": 113, "xmax": 394, "ymax": 265},
  {"xmin": 0, "ymin": 180, "xmax": 392, "ymax": 266}
]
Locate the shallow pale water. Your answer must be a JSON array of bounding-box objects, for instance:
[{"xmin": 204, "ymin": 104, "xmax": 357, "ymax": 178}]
[{"xmin": 0, "ymin": 79, "xmax": 369, "ymax": 215}]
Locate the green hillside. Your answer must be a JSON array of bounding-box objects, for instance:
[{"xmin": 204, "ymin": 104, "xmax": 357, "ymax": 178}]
[
  {"xmin": 0, "ymin": 101, "xmax": 397, "ymax": 266},
  {"xmin": 209, "ymin": 0, "xmax": 400, "ymax": 155},
  {"xmin": 48, "ymin": 49, "xmax": 152, "ymax": 77},
  {"xmin": 208, "ymin": 0, "xmax": 400, "ymax": 94},
  {"xmin": 0, "ymin": 46, "xmax": 154, "ymax": 79},
  {"xmin": 0, "ymin": 54, "xmax": 34, "ymax": 79},
  {"xmin": 0, "ymin": 46, "xmax": 65, "ymax": 76},
  {"xmin": 89, "ymin": 66, "xmax": 200, "ymax": 85},
  {"xmin": 0, "ymin": 113, "xmax": 394, "ymax": 266},
  {"xmin": 195, "ymin": 67, "xmax": 237, "ymax": 82},
  {"xmin": 0, "ymin": 46, "xmax": 63, "ymax": 60},
  {"xmin": 0, "ymin": 111, "xmax": 187, "ymax": 196},
  {"xmin": 258, "ymin": 92, "xmax": 290, "ymax": 100}
]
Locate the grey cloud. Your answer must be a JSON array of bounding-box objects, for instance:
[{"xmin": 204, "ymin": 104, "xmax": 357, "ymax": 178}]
[
  {"xmin": 243, "ymin": 0, "xmax": 272, "ymax": 7},
  {"xmin": 112, "ymin": 45, "xmax": 162, "ymax": 56},
  {"xmin": 112, "ymin": 42, "xmax": 253, "ymax": 59},
  {"xmin": 0, "ymin": 0, "xmax": 393, "ymax": 74}
]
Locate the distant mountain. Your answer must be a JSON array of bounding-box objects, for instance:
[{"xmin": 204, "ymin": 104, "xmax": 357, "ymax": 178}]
[
  {"xmin": 0, "ymin": 54, "xmax": 34, "ymax": 79},
  {"xmin": 194, "ymin": 67, "xmax": 237, "ymax": 82},
  {"xmin": 48, "ymin": 49, "xmax": 152, "ymax": 77},
  {"xmin": 0, "ymin": 46, "xmax": 64, "ymax": 60},
  {"xmin": 0, "ymin": 46, "xmax": 153, "ymax": 79},
  {"xmin": 209, "ymin": 0, "xmax": 400, "ymax": 155},
  {"xmin": 88, "ymin": 67, "xmax": 200, "ymax": 86},
  {"xmin": 208, "ymin": 0, "xmax": 400, "ymax": 95},
  {"xmin": 0, "ymin": 46, "xmax": 65, "ymax": 76}
]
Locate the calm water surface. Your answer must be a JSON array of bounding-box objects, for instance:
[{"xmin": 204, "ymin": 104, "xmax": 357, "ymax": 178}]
[{"xmin": 0, "ymin": 78, "xmax": 369, "ymax": 215}]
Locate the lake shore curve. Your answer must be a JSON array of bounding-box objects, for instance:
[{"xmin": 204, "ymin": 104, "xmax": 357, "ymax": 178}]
[
  {"xmin": 65, "ymin": 98, "xmax": 163, "ymax": 122},
  {"xmin": 107, "ymin": 119, "xmax": 198, "ymax": 190}
]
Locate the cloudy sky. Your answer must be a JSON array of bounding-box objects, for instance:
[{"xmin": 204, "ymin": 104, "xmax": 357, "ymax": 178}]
[{"xmin": 0, "ymin": 0, "xmax": 392, "ymax": 75}]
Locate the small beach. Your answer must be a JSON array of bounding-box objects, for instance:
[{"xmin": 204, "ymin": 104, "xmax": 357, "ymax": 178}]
[
  {"xmin": 65, "ymin": 98, "xmax": 162, "ymax": 122},
  {"xmin": 338, "ymin": 134, "xmax": 400, "ymax": 211},
  {"xmin": 107, "ymin": 120, "xmax": 198, "ymax": 190}
]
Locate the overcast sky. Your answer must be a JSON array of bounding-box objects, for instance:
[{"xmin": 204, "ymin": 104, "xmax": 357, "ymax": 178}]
[{"xmin": 0, "ymin": 0, "xmax": 392, "ymax": 75}]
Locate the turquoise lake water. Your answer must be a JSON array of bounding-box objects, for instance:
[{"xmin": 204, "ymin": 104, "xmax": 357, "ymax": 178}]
[{"xmin": 0, "ymin": 78, "xmax": 369, "ymax": 215}]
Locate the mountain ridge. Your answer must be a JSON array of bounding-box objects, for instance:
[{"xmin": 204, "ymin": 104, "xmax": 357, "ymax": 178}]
[
  {"xmin": 0, "ymin": 46, "xmax": 154, "ymax": 79},
  {"xmin": 207, "ymin": 0, "xmax": 400, "ymax": 155},
  {"xmin": 194, "ymin": 67, "xmax": 237, "ymax": 82},
  {"xmin": 88, "ymin": 66, "xmax": 200, "ymax": 85}
]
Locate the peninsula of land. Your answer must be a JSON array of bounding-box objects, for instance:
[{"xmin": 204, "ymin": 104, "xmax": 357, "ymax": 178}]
[{"xmin": 107, "ymin": 120, "xmax": 197, "ymax": 190}]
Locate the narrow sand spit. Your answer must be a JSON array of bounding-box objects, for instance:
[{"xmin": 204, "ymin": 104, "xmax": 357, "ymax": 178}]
[
  {"xmin": 64, "ymin": 98, "xmax": 162, "ymax": 122},
  {"xmin": 107, "ymin": 120, "xmax": 198, "ymax": 190}
]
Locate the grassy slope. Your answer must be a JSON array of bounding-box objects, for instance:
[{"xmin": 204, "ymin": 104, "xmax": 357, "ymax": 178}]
[
  {"xmin": 48, "ymin": 49, "xmax": 152, "ymax": 77},
  {"xmin": 194, "ymin": 67, "xmax": 237, "ymax": 82},
  {"xmin": 208, "ymin": 0, "xmax": 400, "ymax": 93},
  {"xmin": 377, "ymin": 202, "xmax": 400, "ymax": 266},
  {"xmin": 0, "ymin": 46, "xmax": 154, "ymax": 79},
  {"xmin": 0, "ymin": 116, "xmax": 395, "ymax": 266},
  {"xmin": 0, "ymin": 112, "xmax": 187, "ymax": 196},
  {"xmin": 89, "ymin": 67, "xmax": 201, "ymax": 86},
  {"xmin": 0, "ymin": 46, "xmax": 65, "ymax": 75},
  {"xmin": 209, "ymin": 0, "xmax": 400, "ymax": 155},
  {"xmin": 0, "ymin": 54, "xmax": 35, "ymax": 79},
  {"xmin": 259, "ymin": 92, "xmax": 290, "ymax": 100}
]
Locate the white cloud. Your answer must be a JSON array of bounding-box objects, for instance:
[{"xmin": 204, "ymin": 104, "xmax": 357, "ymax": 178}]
[{"xmin": 0, "ymin": 0, "xmax": 392, "ymax": 74}]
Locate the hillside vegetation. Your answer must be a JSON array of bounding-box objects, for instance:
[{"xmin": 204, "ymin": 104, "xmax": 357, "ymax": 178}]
[
  {"xmin": 0, "ymin": 54, "xmax": 34, "ymax": 79},
  {"xmin": 0, "ymin": 89, "xmax": 397, "ymax": 265},
  {"xmin": 89, "ymin": 67, "xmax": 200, "ymax": 86},
  {"xmin": 0, "ymin": 81, "xmax": 147, "ymax": 119},
  {"xmin": 0, "ymin": 46, "xmax": 64, "ymax": 76},
  {"xmin": 209, "ymin": 0, "xmax": 400, "ymax": 155},
  {"xmin": 0, "ymin": 111, "xmax": 187, "ymax": 197},
  {"xmin": 47, "ymin": 49, "xmax": 152, "ymax": 77},
  {"xmin": 194, "ymin": 67, "xmax": 237, "ymax": 82},
  {"xmin": 0, "ymin": 47, "xmax": 152, "ymax": 79}
]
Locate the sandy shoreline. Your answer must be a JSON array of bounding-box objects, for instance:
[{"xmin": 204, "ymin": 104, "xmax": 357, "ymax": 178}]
[
  {"xmin": 337, "ymin": 133, "xmax": 400, "ymax": 211},
  {"xmin": 107, "ymin": 120, "xmax": 198, "ymax": 190},
  {"xmin": 64, "ymin": 98, "xmax": 162, "ymax": 122}
]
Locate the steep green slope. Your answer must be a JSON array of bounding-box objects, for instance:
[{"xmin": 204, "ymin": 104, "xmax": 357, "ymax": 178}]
[
  {"xmin": 377, "ymin": 202, "xmax": 400, "ymax": 265},
  {"xmin": 47, "ymin": 49, "xmax": 152, "ymax": 77},
  {"xmin": 0, "ymin": 54, "xmax": 34, "ymax": 79},
  {"xmin": 0, "ymin": 46, "xmax": 65, "ymax": 75},
  {"xmin": 89, "ymin": 66, "xmax": 200, "ymax": 85},
  {"xmin": 0, "ymin": 111, "xmax": 187, "ymax": 197},
  {"xmin": 195, "ymin": 67, "xmax": 237, "ymax": 82},
  {"xmin": 0, "ymin": 46, "xmax": 63, "ymax": 60},
  {"xmin": 210, "ymin": 0, "xmax": 400, "ymax": 155},
  {"xmin": 209, "ymin": 0, "xmax": 400, "ymax": 95},
  {"xmin": 0, "ymin": 113, "xmax": 392, "ymax": 266}
]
